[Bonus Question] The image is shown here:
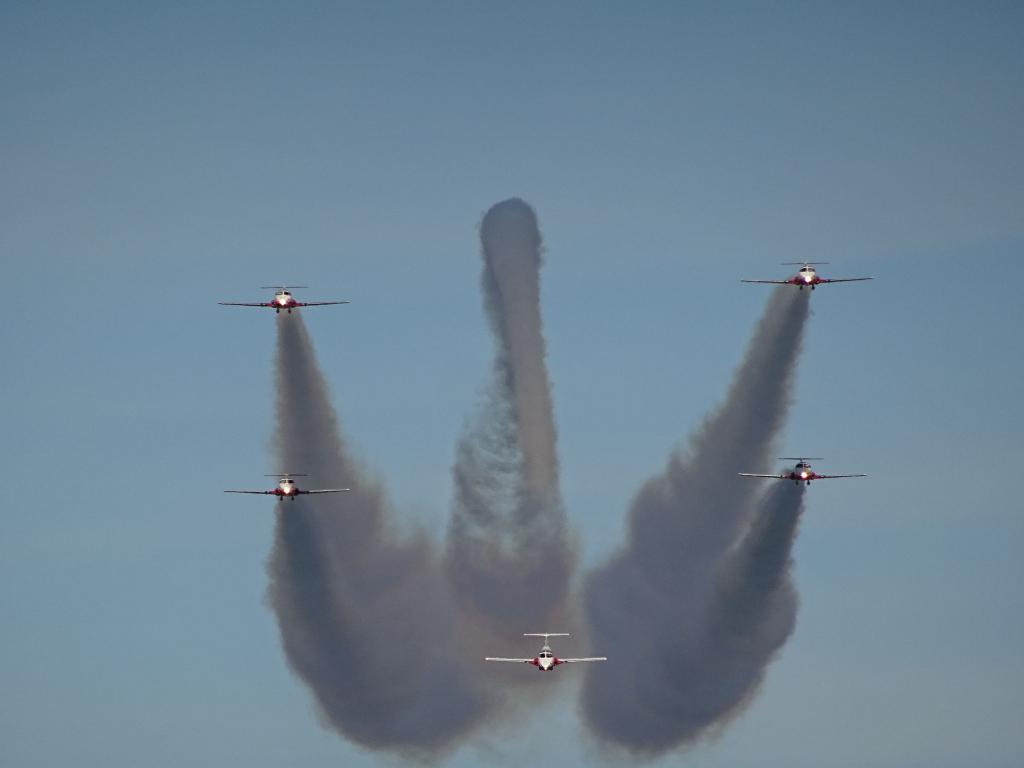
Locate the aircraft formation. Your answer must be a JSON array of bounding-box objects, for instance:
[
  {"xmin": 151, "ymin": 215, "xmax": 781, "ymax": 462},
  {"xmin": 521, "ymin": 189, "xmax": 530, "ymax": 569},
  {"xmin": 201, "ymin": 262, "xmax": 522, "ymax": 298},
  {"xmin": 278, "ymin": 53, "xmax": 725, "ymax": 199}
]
[
  {"xmin": 219, "ymin": 265, "xmax": 869, "ymax": 679},
  {"xmin": 736, "ymin": 261, "xmax": 871, "ymax": 484}
]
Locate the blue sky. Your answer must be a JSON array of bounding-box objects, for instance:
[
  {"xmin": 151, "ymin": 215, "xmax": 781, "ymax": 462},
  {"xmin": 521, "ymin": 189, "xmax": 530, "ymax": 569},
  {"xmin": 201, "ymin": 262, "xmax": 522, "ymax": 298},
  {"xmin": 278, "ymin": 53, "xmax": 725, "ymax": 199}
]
[{"xmin": 2, "ymin": 2, "xmax": 1022, "ymax": 766}]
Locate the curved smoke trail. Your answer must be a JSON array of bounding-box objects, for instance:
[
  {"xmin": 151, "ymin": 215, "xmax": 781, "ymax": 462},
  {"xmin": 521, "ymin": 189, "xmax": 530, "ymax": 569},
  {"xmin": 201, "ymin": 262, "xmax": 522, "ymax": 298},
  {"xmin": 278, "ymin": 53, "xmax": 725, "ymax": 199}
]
[
  {"xmin": 266, "ymin": 314, "xmax": 493, "ymax": 758},
  {"xmin": 580, "ymin": 287, "xmax": 810, "ymax": 755},
  {"xmin": 445, "ymin": 198, "xmax": 574, "ymax": 636}
]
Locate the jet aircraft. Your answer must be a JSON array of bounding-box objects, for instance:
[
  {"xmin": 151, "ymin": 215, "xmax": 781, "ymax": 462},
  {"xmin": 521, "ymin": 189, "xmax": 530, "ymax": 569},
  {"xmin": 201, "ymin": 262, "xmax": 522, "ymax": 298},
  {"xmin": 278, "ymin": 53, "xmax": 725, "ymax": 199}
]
[
  {"xmin": 485, "ymin": 633, "xmax": 607, "ymax": 672},
  {"xmin": 224, "ymin": 473, "xmax": 350, "ymax": 501},
  {"xmin": 739, "ymin": 458, "xmax": 866, "ymax": 486},
  {"xmin": 742, "ymin": 262, "xmax": 872, "ymax": 290},
  {"xmin": 219, "ymin": 286, "xmax": 349, "ymax": 313}
]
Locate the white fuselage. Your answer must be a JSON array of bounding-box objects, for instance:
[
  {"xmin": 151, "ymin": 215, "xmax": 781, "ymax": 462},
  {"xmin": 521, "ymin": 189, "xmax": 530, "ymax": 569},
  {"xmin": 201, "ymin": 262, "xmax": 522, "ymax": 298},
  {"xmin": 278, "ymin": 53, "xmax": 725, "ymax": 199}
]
[{"xmin": 785, "ymin": 462, "xmax": 820, "ymax": 484}]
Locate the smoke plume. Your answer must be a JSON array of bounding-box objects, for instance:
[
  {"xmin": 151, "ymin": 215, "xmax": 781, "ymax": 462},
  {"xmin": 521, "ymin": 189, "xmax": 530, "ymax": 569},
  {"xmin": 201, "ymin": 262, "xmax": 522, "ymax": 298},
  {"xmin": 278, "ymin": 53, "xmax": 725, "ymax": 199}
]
[
  {"xmin": 257, "ymin": 203, "xmax": 814, "ymax": 759},
  {"xmin": 266, "ymin": 314, "xmax": 492, "ymax": 758},
  {"xmin": 580, "ymin": 287, "xmax": 810, "ymax": 754},
  {"xmin": 696, "ymin": 481, "xmax": 804, "ymax": 721},
  {"xmin": 445, "ymin": 198, "xmax": 574, "ymax": 635}
]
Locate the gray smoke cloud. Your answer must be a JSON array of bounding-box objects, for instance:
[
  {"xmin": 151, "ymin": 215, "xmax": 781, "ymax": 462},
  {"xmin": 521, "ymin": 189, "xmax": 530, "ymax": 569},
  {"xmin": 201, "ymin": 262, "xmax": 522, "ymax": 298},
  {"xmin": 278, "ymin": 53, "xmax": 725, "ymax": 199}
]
[
  {"xmin": 580, "ymin": 287, "xmax": 810, "ymax": 755},
  {"xmin": 445, "ymin": 198, "xmax": 575, "ymax": 636},
  {"xmin": 258, "ymin": 203, "xmax": 813, "ymax": 758},
  {"xmin": 265, "ymin": 314, "xmax": 493, "ymax": 759},
  {"xmin": 695, "ymin": 481, "xmax": 804, "ymax": 721}
]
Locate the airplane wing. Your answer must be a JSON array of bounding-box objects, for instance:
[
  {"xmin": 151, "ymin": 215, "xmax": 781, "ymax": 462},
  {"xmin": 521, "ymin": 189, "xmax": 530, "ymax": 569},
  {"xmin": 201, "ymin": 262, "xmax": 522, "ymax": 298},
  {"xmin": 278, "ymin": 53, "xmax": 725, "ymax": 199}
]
[
  {"xmin": 818, "ymin": 278, "xmax": 872, "ymax": 283},
  {"xmin": 218, "ymin": 302, "xmax": 270, "ymax": 307},
  {"xmin": 294, "ymin": 301, "xmax": 351, "ymax": 307},
  {"xmin": 737, "ymin": 473, "xmax": 784, "ymax": 479},
  {"xmin": 815, "ymin": 474, "xmax": 867, "ymax": 479},
  {"xmin": 559, "ymin": 657, "xmax": 608, "ymax": 663},
  {"xmin": 484, "ymin": 657, "xmax": 534, "ymax": 663},
  {"xmin": 740, "ymin": 280, "xmax": 790, "ymax": 284},
  {"xmin": 301, "ymin": 489, "xmax": 351, "ymax": 494},
  {"xmin": 224, "ymin": 490, "xmax": 275, "ymax": 494}
]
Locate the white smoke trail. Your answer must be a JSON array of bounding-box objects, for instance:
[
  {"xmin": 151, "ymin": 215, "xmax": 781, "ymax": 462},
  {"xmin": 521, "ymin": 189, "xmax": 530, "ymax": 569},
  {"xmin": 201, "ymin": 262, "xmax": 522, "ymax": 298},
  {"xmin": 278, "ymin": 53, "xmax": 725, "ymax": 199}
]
[
  {"xmin": 445, "ymin": 199, "xmax": 574, "ymax": 636},
  {"xmin": 580, "ymin": 288, "xmax": 810, "ymax": 754},
  {"xmin": 266, "ymin": 314, "xmax": 493, "ymax": 759}
]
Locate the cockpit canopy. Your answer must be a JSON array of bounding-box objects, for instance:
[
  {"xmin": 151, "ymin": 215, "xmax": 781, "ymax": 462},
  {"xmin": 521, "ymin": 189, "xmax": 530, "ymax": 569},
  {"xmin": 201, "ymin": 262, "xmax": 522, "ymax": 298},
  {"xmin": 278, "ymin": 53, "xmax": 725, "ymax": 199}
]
[{"xmin": 539, "ymin": 651, "xmax": 553, "ymax": 659}]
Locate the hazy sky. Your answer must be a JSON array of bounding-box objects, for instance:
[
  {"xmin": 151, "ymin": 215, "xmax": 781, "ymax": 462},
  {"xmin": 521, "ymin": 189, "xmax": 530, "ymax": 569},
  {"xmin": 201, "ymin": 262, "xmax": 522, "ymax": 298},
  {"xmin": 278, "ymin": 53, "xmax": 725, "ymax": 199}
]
[{"xmin": 2, "ymin": 2, "xmax": 1022, "ymax": 766}]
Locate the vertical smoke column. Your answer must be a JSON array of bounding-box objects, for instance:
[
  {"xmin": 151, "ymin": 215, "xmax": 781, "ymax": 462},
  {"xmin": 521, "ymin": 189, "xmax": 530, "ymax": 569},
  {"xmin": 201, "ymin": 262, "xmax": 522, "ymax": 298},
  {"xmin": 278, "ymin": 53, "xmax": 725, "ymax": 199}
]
[
  {"xmin": 580, "ymin": 288, "xmax": 809, "ymax": 754},
  {"xmin": 266, "ymin": 314, "xmax": 490, "ymax": 757},
  {"xmin": 445, "ymin": 198, "xmax": 573, "ymax": 635},
  {"xmin": 693, "ymin": 482, "xmax": 804, "ymax": 722}
]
